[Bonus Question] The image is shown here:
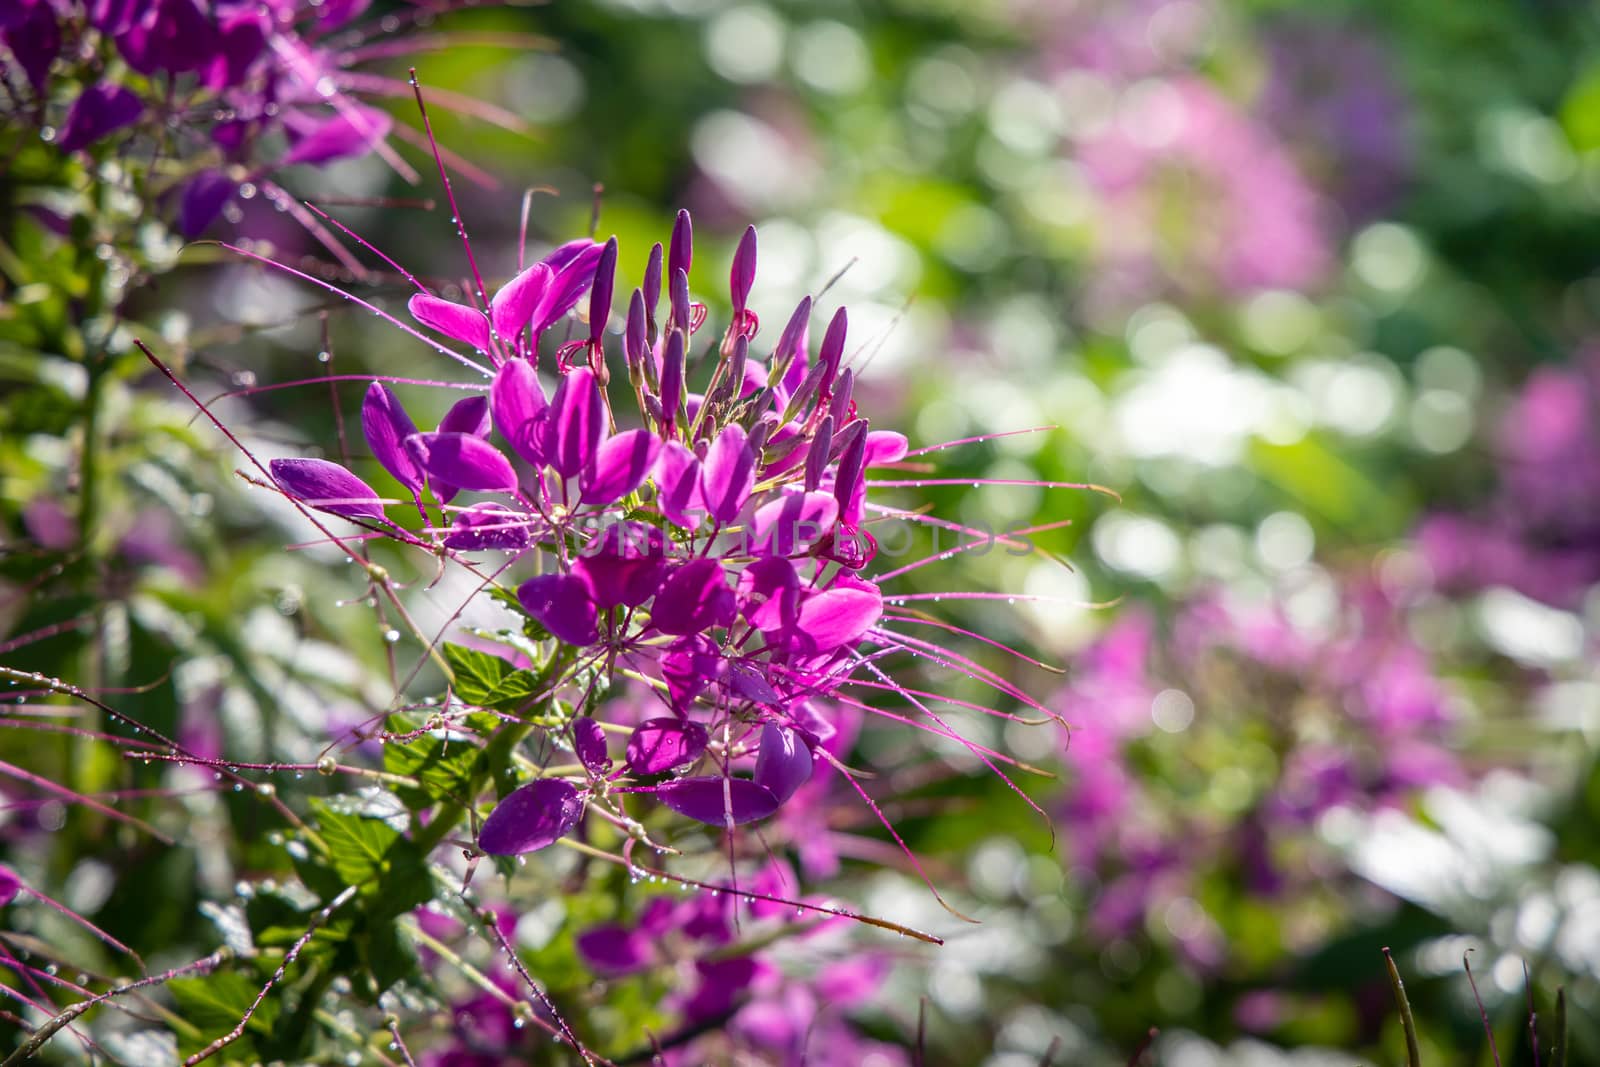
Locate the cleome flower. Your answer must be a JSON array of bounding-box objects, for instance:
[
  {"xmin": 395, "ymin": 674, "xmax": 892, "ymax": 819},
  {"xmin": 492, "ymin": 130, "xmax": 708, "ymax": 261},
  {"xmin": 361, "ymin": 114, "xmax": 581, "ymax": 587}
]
[
  {"xmin": 262, "ymin": 199, "xmax": 1063, "ymax": 882},
  {"xmin": 3, "ymin": 0, "xmax": 527, "ymax": 263}
]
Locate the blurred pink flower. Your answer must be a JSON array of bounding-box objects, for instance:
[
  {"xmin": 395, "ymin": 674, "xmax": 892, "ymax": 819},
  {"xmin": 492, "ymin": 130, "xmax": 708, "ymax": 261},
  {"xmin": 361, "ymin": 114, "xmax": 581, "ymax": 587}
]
[{"xmin": 1077, "ymin": 79, "xmax": 1332, "ymax": 310}]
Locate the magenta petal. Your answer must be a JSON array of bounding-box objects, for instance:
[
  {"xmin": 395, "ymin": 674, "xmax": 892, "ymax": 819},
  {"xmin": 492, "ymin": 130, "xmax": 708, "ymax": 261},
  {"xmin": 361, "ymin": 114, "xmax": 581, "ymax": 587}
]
[
  {"xmin": 437, "ymin": 395, "xmax": 491, "ymax": 437},
  {"xmin": 652, "ymin": 559, "xmax": 736, "ymax": 637},
  {"xmin": 864, "ymin": 430, "xmax": 909, "ymax": 465},
  {"xmin": 576, "ymin": 925, "xmax": 653, "ymax": 976},
  {"xmin": 753, "ymin": 723, "xmax": 813, "ymax": 804},
  {"xmin": 655, "ymin": 777, "xmax": 780, "ymax": 826},
  {"xmin": 404, "ymin": 432, "xmax": 518, "ymax": 493},
  {"xmin": 573, "ymin": 716, "xmax": 610, "ymax": 775},
  {"xmin": 269, "ymin": 458, "xmax": 386, "ymax": 521},
  {"xmin": 516, "ymin": 573, "xmax": 599, "ymax": 646},
  {"xmin": 443, "ymin": 503, "xmax": 530, "ymax": 552},
  {"xmin": 737, "ymin": 557, "xmax": 801, "ymax": 632},
  {"xmin": 360, "ymin": 383, "xmax": 423, "ymax": 492},
  {"xmin": 748, "ymin": 491, "xmax": 839, "ymax": 556},
  {"xmin": 409, "ymin": 293, "xmax": 490, "ymax": 351},
  {"xmin": 794, "ymin": 576, "xmax": 882, "ymax": 653},
  {"xmin": 661, "ymin": 635, "xmax": 723, "ymax": 712},
  {"xmin": 56, "ymin": 83, "xmax": 143, "ymax": 153},
  {"xmin": 625, "ymin": 717, "xmax": 709, "ymax": 775},
  {"xmin": 0, "ymin": 867, "xmax": 20, "ymax": 907},
  {"xmin": 281, "ymin": 103, "xmax": 392, "ymax": 166},
  {"xmin": 580, "ymin": 429, "xmax": 661, "ymax": 506},
  {"xmin": 491, "ymin": 358, "xmax": 548, "ymax": 466},
  {"xmin": 652, "ymin": 441, "xmax": 703, "ymax": 529},
  {"xmin": 489, "ymin": 262, "xmax": 553, "ymax": 342},
  {"xmin": 531, "ymin": 240, "xmax": 606, "ymax": 334},
  {"xmin": 478, "ymin": 778, "xmax": 585, "ymax": 856},
  {"xmin": 429, "ymin": 396, "xmax": 492, "ymax": 503},
  {"xmin": 572, "ymin": 522, "xmax": 667, "ymax": 607},
  {"xmin": 542, "ymin": 367, "xmax": 606, "ymax": 479},
  {"xmin": 178, "ymin": 170, "xmax": 235, "ymax": 238},
  {"xmin": 700, "ymin": 425, "xmax": 756, "ymax": 525},
  {"xmin": 726, "ymin": 662, "xmax": 781, "ymax": 705}
]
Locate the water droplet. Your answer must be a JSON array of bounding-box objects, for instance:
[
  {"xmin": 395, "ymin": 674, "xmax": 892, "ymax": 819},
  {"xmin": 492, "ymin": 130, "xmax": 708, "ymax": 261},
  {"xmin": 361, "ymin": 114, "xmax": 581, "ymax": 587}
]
[{"xmin": 382, "ymin": 629, "xmax": 401, "ymax": 644}]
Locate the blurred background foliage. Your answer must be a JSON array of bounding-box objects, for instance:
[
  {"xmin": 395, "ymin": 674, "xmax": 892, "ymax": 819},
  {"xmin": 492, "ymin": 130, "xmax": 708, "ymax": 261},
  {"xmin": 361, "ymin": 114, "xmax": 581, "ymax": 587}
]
[{"xmin": 6, "ymin": 0, "xmax": 1600, "ymax": 1063}]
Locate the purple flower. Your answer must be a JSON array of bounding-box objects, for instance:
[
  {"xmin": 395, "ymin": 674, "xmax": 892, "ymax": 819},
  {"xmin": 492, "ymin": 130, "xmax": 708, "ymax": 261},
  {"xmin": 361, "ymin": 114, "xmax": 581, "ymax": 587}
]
[
  {"xmin": 1077, "ymin": 78, "xmax": 1331, "ymax": 311},
  {"xmin": 408, "ymin": 241, "xmax": 605, "ymax": 361},
  {"xmin": 55, "ymin": 82, "xmax": 143, "ymax": 153}
]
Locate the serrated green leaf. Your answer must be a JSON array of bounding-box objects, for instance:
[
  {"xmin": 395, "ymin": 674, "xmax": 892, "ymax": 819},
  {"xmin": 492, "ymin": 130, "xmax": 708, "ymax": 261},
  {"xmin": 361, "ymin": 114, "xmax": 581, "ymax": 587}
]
[
  {"xmin": 441, "ymin": 642, "xmax": 514, "ymax": 706},
  {"xmin": 306, "ymin": 799, "xmax": 434, "ymax": 919},
  {"xmin": 169, "ymin": 970, "xmax": 278, "ymax": 1059},
  {"xmin": 384, "ymin": 728, "xmax": 483, "ymax": 808},
  {"xmin": 311, "ymin": 799, "xmax": 404, "ymax": 886}
]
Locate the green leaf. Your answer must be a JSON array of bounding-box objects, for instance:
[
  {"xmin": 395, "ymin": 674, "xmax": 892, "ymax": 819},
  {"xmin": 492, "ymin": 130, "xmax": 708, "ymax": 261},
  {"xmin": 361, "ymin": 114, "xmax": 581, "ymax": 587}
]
[
  {"xmin": 170, "ymin": 970, "xmax": 278, "ymax": 1059},
  {"xmin": 362, "ymin": 917, "xmax": 420, "ymax": 994},
  {"xmin": 307, "ymin": 799, "xmax": 434, "ymax": 917},
  {"xmin": 311, "ymin": 799, "xmax": 404, "ymax": 886},
  {"xmin": 441, "ymin": 642, "xmax": 514, "ymax": 706},
  {"xmin": 384, "ymin": 727, "xmax": 483, "ymax": 808}
]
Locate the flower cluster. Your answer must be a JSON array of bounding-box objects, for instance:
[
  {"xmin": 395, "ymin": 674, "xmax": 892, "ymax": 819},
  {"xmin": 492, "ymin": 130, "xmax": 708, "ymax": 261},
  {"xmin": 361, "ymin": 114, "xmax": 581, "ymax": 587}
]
[
  {"xmin": 1419, "ymin": 347, "xmax": 1600, "ymax": 608},
  {"xmin": 1056, "ymin": 575, "xmax": 1461, "ymax": 961},
  {"xmin": 268, "ymin": 209, "xmax": 932, "ymax": 853},
  {"xmin": 3, "ymin": 0, "xmax": 468, "ymax": 244}
]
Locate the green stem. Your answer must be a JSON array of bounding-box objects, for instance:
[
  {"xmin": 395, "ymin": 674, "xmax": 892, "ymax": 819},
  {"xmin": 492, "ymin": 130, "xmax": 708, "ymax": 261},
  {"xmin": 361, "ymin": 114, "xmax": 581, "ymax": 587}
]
[{"xmin": 1383, "ymin": 947, "xmax": 1422, "ymax": 1067}]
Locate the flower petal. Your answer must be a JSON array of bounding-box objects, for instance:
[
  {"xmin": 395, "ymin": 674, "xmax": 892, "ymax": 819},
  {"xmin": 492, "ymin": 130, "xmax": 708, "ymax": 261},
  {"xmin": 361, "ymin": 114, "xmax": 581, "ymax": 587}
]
[
  {"xmin": 489, "ymin": 262, "xmax": 552, "ymax": 342},
  {"xmin": 753, "ymin": 723, "xmax": 813, "ymax": 804},
  {"xmin": 490, "ymin": 358, "xmax": 548, "ymax": 466},
  {"xmin": 652, "ymin": 559, "xmax": 735, "ymax": 637},
  {"xmin": 178, "ymin": 170, "xmax": 236, "ymax": 238},
  {"xmin": 572, "ymin": 522, "xmax": 667, "ymax": 608},
  {"xmin": 748, "ymin": 490, "xmax": 839, "ymax": 557},
  {"xmin": 625, "ymin": 717, "xmax": 709, "ymax": 775},
  {"xmin": 269, "ymin": 458, "xmax": 385, "ymax": 521},
  {"xmin": 794, "ymin": 575, "xmax": 882, "ymax": 654},
  {"xmin": 654, "ymin": 777, "xmax": 779, "ymax": 827},
  {"xmin": 360, "ymin": 383, "xmax": 423, "ymax": 492},
  {"xmin": 516, "ymin": 573, "xmax": 599, "ymax": 646},
  {"xmin": 408, "ymin": 293, "xmax": 490, "ymax": 351},
  {"xmin": 576, "ymin": 925, "xmax": 653, "ymax": 976},
  {"xmin": 404, "ymin": 432, "xmax": 518, "ymax": 493},
  {"xmin": 652, "ymin": 441, "xmax": 703, "ymax": 529},
  {"xmin": 700, "ymin": 424, "xmax": 756, "ymax": 525},
  {"xmin": 864, "ymin": 430, "xmax": 909, "ymax": 465},
  {"xmin": 573, "ymin": 716, "xmax": 610, "ymax": 775},
  {"xmin": 56, "ymin": 82, "xmax": 143, "ymax": 153},
  {"xmin": 737, "ymin": 557, "xmax": 801, "ymax": 633},
  {"xmin": 531, "ymin": 240, "xmax": 606, "ymax": 335},
  {"xmin": 281, "ymin": 103, "xmax": 392, "ymax": 167},
  {"xmin": 580, "ymin": 429, "xmax": 661, "ymax": 506},
  {"xmin": 437, "ymin": 395, "xmax": 491, "ymax": 437},
  {"xmin": 478, "ymin": 778, "xmax": 585, "ymax": 856},
  {"xmin": 443, "ymin": 503, "xmax": 530, "ymax": 552},
  {"xmin": 541, "ymin": 367, "xmax": 606, "ymax": 479}
]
